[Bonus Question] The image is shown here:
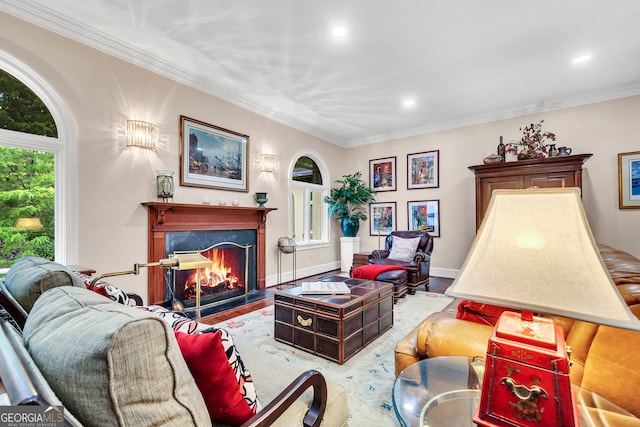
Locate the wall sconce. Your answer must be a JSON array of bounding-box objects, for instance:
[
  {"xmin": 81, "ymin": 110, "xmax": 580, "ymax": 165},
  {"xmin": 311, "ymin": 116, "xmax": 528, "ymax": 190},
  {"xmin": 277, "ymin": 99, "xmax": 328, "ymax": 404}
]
[
  {"xmin": 14, "ymin": 218, "xmax": 44, "ymax": 231},
  {"xmin": 126, "ymin": 120, "xmax": 158, "ymax": 151},
  {"xmin": 259, "ymin": 153, "xmax": 277, "ymax": 173}
]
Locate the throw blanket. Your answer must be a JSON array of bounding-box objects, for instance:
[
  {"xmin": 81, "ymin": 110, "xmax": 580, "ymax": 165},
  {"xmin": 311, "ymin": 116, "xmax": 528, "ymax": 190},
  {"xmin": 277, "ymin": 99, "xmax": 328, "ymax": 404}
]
[
  {"xmin": 352, "ymin": 264, "xmax": 407, "ymax": 280},
  {"xmin": 456, "ymin": 300, "xmax": 509, "ymax": 326}
]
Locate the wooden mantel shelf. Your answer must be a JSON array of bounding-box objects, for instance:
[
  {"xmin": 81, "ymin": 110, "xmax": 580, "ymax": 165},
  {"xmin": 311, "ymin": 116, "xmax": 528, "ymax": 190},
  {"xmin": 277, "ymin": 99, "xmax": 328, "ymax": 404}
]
[
  {"xmin": 142, "ymin": 202, "xmax": 276, "ymax": 226},
  {"xmin": 142, "ymin": 202, "xmax": 277, "ymax": 304}
]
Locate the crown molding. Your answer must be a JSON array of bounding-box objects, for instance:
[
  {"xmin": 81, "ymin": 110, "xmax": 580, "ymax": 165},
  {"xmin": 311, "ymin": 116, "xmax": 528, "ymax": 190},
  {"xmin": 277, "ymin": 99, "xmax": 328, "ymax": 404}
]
[
  {"xmin": 4, "ymin": 1, "xmax": 640, "ymax": 149},
  {"xmin": 2, "ymin": 1, "xmax": 349, "ymax": 146},
  {"xmin": 345, "ymin": 84, "xmax": 640, "ymax": 147}
]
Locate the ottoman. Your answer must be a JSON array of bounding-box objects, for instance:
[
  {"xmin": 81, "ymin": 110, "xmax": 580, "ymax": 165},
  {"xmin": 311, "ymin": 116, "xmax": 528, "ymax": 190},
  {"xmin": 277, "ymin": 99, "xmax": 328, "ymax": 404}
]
[
  {"xmin": 376, "ymin": 269, "xmax": 408, "ymax": 302},
  {"xmin": 351, "ymin": 265, "xmax": 408, "ymax": 303}
]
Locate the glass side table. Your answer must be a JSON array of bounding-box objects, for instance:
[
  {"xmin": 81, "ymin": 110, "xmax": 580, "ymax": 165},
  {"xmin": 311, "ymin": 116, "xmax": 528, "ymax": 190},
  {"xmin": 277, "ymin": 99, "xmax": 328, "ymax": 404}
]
[
  {"xmin": 393, "ymin": 356, "xmax": 638, "ymax": 427},
  {"xmin": 392, "ymin": 356, "xmax": 484, "ymax": 427}
]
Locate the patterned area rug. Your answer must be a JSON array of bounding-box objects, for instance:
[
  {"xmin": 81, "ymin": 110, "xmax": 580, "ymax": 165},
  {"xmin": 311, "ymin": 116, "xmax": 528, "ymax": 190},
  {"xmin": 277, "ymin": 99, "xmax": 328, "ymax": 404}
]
[{"xmin": 214, "ymin": 289, "xmax": 453, "ymax": 426}]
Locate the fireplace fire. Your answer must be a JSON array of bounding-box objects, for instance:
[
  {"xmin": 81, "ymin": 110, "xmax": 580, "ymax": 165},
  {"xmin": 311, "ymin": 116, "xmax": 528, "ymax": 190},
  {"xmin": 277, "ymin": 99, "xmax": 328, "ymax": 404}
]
[
  {"xmin": 165, "ymin": 228, "xmax": 257, "ymax": 313},
  {"xmin": 175, "ymin": 244, "xmax": 250, "ymax": 307}
]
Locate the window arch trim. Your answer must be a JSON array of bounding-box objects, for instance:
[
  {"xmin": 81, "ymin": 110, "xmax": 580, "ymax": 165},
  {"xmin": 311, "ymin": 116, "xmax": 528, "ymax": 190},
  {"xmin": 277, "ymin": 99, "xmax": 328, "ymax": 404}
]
[{"xmin": 288, "ymin": 151, "xmax": 330, "ymax": 249}]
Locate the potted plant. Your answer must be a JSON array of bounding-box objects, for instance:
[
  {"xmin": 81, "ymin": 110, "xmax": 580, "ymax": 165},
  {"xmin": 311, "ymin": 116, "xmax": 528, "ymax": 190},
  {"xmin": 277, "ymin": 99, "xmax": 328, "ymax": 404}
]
[
  {"xmin": 324, "ymin": 172, "xmax": 376, "ymax": 237},
  {"xmin": 506, "ymin": 120, "xmax": 557, "ymax": 160}
]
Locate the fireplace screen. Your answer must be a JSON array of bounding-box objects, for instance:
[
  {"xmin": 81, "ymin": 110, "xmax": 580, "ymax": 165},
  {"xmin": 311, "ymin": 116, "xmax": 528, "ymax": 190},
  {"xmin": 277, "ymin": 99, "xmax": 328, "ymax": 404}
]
[{"xmin": 165, "ymin": 229, "xmax": 256, "ymax": 311}]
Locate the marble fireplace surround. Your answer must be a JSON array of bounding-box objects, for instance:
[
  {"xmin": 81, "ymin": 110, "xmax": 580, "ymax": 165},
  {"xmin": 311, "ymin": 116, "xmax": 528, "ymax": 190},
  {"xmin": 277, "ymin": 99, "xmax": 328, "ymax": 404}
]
[{"xmin": 142, "ymin": 202, "xmax": 276, "ymax": 305}]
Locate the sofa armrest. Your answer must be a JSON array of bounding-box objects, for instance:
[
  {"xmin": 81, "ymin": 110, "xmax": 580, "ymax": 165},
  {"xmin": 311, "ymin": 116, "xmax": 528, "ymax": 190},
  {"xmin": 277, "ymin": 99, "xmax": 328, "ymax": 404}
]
[
  {"xmin": 0, "ymin": 280, "xmax": 27, "ymax": 331},
  {"xmin": 0, "ymin": 320, "xmax": 80, "ymax": 426},
  {"xmin": 396, "ymin": 316, "xmax": 492, "ymax": 377},
  {"xmin": 241, "ymin": 369, "xmax": 327, "ymax": 427},
  {"xmin": 0, "ymin": 320, "xmax": 42, "ymax": 405},
  {"xmin": 419, "ymin": 316, "xmax": 493, "ymax": 359}
]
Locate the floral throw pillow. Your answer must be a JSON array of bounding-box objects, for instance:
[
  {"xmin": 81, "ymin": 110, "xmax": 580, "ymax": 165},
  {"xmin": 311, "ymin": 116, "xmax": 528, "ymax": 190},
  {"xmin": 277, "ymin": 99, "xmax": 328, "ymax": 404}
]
[{"xmin": 73, "ymin": 271, "xmax": 133, "ymax": 306}]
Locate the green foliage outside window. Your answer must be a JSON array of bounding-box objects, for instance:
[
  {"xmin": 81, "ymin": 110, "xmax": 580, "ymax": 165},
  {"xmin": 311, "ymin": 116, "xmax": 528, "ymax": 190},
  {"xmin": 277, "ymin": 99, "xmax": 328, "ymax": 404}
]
[
  {"xmin": 0, "ymin": 70, "xmax": 57, "ymax": 137},
  {"xmin": 0, "ymin": 147, "xmax": 55, "ymax": 267},
  {"xmin": 0, "ymin": 69, "xmax": 57, "ymax": 268}
]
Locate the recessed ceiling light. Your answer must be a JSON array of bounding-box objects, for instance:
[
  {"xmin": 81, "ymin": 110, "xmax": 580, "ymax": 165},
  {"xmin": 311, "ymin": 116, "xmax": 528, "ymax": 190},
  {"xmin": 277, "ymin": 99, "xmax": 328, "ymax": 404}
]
[
  {"xmin": 402, "ymin": 99, "xmax": 417, "ymax": 109},
  {"xmin": 332, "ymin": 27, "xmax": 347, "ymax": 38},
  {"xmin": 573, "ymin": 54, "xmax": 592, "ymax": 64}
]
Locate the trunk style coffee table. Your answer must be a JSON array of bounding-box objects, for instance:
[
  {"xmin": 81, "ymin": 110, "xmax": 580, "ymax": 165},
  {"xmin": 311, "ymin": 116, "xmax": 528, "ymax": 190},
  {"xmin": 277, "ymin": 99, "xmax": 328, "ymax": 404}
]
[{"xmin": 273, "ymin": 276, "xmax": 394, "ymax": 364}]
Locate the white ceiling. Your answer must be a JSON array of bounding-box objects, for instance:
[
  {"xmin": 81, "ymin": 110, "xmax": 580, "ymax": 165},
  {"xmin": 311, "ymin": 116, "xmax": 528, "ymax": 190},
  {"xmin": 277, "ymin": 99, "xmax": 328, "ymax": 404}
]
[{"xmin": 3, "ymin": 0, "xmax": 640, "ymax": 147}]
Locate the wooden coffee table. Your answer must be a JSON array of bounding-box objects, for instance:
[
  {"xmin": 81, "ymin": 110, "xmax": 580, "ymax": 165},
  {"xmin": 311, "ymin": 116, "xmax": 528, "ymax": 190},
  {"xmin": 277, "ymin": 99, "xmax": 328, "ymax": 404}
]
[{"xmin": 273, "ymin": 276, "xmax": 394, "ymax": 364}]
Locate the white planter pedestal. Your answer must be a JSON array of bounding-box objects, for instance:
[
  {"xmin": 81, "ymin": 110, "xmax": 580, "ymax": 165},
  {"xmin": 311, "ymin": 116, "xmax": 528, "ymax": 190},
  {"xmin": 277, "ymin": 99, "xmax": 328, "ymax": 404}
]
[{"xmin": 340, "ymin": 237, "xmax": 360, "ymax": 273}]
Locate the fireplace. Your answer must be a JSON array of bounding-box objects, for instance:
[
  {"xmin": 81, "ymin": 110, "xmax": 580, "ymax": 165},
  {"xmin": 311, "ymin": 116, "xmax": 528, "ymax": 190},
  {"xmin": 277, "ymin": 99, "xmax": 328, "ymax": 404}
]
[
  {"xmin": 143, "ymin": 202, "xmax": 276, "ymax": 307},
  {"xmin": 167, "ymin": 230, "xmax": 256, "ymax": 309}
]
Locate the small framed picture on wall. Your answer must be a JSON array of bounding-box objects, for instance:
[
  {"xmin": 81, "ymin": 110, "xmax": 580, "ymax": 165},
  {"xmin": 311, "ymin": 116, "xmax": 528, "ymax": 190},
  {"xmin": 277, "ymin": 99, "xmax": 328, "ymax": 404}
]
[
  {"xmin": 407, "ymin": 199, "xmax": 440, "ymax": 237},
  {"xmin": 369, "ymin": 202, "xmax": 397, "ymax": 236},
  {"xmin": 618, "ymin": 151, "xmax": 640, "ymax": 209},
  {"xmin": 407, "ymin": 150, "xmax": 439, "ymax": 189},
  {"xmin": 369, "ymin": 156, "xmax": 397, "ymax": 192}
]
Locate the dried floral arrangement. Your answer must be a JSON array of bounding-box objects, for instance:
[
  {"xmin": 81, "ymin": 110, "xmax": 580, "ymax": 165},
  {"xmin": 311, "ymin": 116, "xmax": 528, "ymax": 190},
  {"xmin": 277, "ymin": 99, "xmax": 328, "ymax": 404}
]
[{"xmin": 506, "ymin": 120, "xmax": 557, "ymax": 160}]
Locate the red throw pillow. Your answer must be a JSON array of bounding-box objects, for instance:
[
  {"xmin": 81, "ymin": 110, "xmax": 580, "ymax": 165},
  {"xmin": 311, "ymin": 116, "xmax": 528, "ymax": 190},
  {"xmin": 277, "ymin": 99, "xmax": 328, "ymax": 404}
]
[
  {"xmin": 174, "ymin": 330, "xmax": 255, "ymax": 425},
  {"xmin": 456, "ymin": 300, "xmax": 510, "ymax": 326}
]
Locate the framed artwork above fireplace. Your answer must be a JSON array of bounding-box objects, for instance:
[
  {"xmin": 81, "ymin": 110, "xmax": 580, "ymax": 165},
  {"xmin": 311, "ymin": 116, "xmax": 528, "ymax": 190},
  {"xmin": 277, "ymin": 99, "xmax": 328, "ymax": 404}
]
[{"xmin": 179, "ymin": 115, "xmax": 250, "ymax": 192}]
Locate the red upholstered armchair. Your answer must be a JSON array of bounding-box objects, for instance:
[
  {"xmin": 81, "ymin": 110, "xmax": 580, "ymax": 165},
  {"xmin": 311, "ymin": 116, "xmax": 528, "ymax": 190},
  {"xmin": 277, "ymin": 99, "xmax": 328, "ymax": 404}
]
[{"xmin": 370, "ymin": 230, "xmax": 433, "ymax": 294}]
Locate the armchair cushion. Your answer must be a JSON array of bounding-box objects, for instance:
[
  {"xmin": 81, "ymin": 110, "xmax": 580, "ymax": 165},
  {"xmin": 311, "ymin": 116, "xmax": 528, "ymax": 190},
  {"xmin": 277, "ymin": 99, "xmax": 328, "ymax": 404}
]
[
  {"xmin": 387, "ymin": 236, "xmax": 421, "ymax": 261},
  {"xmin": 5, "ymin": 256, "xmax": 85, "ymax": 312},
  {"xmin": 175, "ymin": 330, "xmax": 257, "ymax": 425},
  {"xmin": 23, "ymin": 286, "xmax": 210, "ymax": 427}
]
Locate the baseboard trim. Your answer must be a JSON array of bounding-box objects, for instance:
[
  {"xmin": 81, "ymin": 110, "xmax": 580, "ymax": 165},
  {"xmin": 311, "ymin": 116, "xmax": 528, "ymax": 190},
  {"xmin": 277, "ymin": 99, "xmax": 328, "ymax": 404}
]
[{"xmin": 430, "ymin": 267, "xmax": 459, "ymax": 279}]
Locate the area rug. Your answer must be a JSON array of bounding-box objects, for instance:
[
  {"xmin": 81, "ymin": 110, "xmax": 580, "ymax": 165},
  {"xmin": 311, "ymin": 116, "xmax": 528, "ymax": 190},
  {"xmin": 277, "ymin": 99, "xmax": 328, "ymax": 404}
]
[{"xmin": 214, "ymin": 289, "xmax": 453, "ymax": 426}]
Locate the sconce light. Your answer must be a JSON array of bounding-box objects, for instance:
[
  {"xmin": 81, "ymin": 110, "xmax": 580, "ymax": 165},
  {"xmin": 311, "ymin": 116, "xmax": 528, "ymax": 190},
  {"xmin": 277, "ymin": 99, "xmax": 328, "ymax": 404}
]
[
  {"xmin": 126, "ymin": 120, "xmax": 158, "ymax": 151},
  {"xmin": 259, "ymin": 153, "xmax": 277, "ymax": 173},
  {"xmin": 14, "ymin": 218, "xmax": 44, "ymax": 231}
]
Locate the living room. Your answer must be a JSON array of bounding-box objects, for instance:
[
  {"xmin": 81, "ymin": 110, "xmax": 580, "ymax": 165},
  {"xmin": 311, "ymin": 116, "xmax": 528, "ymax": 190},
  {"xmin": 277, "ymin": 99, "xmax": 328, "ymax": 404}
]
[
  {"xmin": 2, "ymin": 5, "xmax": 639, "ymax": 303},
  {"xmin": 2, "ymin": 2, "xmax": 640, "ymax": 426}
]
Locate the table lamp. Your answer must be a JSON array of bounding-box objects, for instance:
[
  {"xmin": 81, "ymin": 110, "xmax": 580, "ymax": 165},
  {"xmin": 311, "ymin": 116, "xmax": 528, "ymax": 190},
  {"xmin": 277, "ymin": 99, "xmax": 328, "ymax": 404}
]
[{"xmin": 445, "ymin": 188, "xmax": 640, "ymax": 427}]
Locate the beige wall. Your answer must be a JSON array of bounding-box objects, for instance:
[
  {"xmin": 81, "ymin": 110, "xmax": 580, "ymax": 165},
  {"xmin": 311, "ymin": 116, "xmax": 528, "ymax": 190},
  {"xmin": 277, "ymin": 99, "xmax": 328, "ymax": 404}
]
[
  {"xmin": 350, "ymin": 97, "xmax": 640, "ymax": 273},
  {"xmin": 2, "ymin": 12, "xmax": 639, "ymax": 301}
]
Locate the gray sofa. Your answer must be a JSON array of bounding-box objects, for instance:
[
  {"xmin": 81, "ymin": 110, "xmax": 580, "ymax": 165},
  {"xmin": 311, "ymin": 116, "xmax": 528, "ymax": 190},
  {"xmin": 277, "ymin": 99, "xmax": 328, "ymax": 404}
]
[{"xmin": 0, "ymin": 257, "xmax": 349, "ymax": 426}]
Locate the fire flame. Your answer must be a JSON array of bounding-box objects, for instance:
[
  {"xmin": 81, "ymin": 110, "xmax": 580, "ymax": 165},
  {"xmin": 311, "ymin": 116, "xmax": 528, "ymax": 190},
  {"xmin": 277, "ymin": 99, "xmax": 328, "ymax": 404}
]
[{"xmin": 181, "ymin": 249, "xmax": 243, "ymax": 299}]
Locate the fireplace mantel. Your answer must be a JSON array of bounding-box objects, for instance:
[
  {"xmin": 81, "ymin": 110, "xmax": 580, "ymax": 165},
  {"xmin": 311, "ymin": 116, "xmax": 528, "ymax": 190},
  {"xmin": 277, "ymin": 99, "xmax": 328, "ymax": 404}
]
[{"xmin": 142, "ymin": 202, "xmax": 277, "ymax": 304}]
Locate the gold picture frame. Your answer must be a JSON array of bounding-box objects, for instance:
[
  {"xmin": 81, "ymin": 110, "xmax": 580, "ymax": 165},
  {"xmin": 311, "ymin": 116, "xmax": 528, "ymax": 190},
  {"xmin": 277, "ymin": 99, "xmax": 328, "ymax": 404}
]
[
  {"xmin": 179, "ymin": 115, "xmax": 249, "ymax": 192},
  {"xmin": 618, "ymin": 151, "xmax": 640, "ymax": 209}
]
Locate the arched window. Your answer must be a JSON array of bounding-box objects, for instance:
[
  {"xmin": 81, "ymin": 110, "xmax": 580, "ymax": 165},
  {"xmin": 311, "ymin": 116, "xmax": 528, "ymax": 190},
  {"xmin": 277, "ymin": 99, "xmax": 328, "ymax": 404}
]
[
  {"xmin": 0, "ymin": 52, "xmax": 77, "ymax": 271},
  {"xmin": 290, "ymin": 154, "xmax": 329, "ymax": 247}
]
